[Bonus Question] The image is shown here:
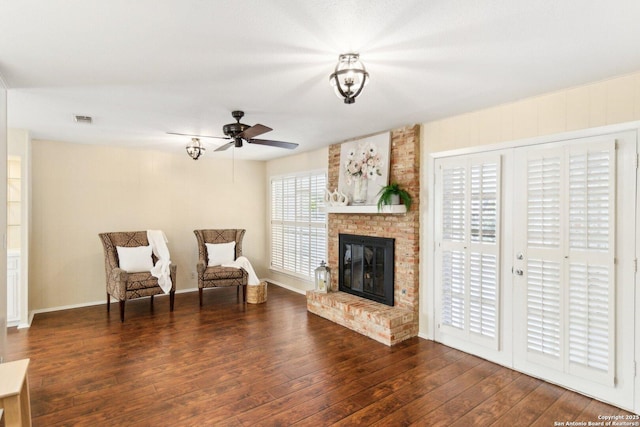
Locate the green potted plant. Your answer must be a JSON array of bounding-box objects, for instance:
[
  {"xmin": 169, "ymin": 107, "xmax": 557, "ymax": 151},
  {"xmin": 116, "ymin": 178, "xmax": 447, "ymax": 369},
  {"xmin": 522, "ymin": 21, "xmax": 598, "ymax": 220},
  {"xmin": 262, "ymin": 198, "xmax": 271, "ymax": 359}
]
[{"xmin": 376, "ymin": 182, "xmax": 412, "ymax": 211}]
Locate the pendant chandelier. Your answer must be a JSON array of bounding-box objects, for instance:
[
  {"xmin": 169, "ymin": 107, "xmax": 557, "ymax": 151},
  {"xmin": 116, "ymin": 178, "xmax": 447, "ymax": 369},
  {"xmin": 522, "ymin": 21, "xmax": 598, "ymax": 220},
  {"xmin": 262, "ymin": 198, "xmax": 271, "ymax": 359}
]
[
  {"xmin": 186, "ymin": 138, "xmax": 205, "ymax": 160},
  {"xmin": 329, "ymin": 53, "xmax": 369, "ymax": 104}
]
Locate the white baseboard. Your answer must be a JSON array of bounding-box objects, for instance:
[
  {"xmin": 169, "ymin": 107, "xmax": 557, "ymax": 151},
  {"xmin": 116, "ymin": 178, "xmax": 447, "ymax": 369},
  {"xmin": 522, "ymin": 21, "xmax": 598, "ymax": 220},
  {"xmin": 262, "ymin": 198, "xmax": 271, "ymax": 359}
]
[
  {"xmin": 263, "ymin": 278, "xmax": 309, "ymax": 295},
  {"xmin": 26, "ymin": 287, "xmax": 200, "ymax": 326},
  {"xmin": 22, "ymin": 282, "xmax": 307, "ymax": 327},
  {"xmin": 417, "ymin": 331, "xmax": 432, "ymax": 341}
]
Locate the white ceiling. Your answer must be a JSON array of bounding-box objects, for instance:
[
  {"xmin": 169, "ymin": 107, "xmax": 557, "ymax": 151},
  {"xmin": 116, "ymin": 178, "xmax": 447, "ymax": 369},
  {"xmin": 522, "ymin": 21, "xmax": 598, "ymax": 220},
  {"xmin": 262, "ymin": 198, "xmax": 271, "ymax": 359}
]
[{"xmin": 2, "ymin": 0, "xmax": 640, "ymax": 160}]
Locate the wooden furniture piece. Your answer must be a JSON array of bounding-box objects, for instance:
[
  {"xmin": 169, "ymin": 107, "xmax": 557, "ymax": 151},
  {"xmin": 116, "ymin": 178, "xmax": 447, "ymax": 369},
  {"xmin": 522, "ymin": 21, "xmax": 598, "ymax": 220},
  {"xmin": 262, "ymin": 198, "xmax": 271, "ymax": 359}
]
[
  {"xmin": 0, "ymin": 358, "xmax": 32, "ymax": 427},
  {"xmin": 194, "ymin": 229, "xmax": 248, "ymax": 306},
  {"xmin": 99, "ymin": 231, "xmax": 176, "ymax": 322}
]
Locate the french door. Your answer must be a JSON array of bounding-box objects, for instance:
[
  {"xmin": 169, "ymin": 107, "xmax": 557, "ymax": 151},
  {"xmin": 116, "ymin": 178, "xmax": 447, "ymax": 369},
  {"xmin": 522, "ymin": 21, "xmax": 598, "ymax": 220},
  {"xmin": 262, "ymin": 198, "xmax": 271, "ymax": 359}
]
[
  {"xmin": 434, "ymin": 153, "xmax": 508, "ymax": 365},
  {"xmin": 434, "ymin": 130, "xmax": 637, "ymax": 411}
]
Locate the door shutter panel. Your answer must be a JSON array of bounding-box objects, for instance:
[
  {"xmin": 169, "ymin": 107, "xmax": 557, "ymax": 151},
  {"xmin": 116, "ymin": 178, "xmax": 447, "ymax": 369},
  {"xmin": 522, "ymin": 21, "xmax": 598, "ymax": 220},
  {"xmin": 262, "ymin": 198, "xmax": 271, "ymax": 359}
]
[
  {"xmin": 522, "ymin": 141, "xmax": 616, "ymax": 385},
  {"xmin": 527, "ymin": 156, "xmax": 561, "ymax": 248},
  {"xmin": 524, "ymin": 151, "xmax": 564, "ymax": 368},
  {"xmin": 469, "ymin": 252, "xmax": 497, "ymax": 338},
  {"xmin": 469, "ymin": 162, "xmax": 499, "ymax": 340},
  {"xmin": 565, "ymin": 143, "xmax": 615, "ymax": 385},
  {"xmin": 436, "ymin": 155, "xmax": 501, "ymax": 349},
  {"xmin": 526, "ymin": 259, "xmax": 561, "ymax": 360},
  {"xmin": 442, "ymin": 166, "xmax": 466, "ymax": 242},
  {"xmin": 441, "ymin": 250, "xmax": 466, "ymax": 330},
  {"xmin": 440, "ymin": 163, "xmax": 467, "ymax": 332}
]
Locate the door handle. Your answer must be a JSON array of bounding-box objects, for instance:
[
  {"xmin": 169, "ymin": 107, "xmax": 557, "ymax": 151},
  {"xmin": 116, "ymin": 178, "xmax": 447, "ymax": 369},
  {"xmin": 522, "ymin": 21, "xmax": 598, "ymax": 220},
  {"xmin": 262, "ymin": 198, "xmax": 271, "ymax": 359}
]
[{"xmin": 514, "ymin": 268, "xmax": 524, "ymax": 276}]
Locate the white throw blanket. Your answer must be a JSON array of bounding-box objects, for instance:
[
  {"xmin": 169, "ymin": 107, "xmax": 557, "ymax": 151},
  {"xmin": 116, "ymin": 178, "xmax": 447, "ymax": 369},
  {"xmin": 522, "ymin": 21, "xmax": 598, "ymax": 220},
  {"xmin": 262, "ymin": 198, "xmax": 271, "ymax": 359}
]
[
  {"xmin": 222, "ymin": 256, "xmax": 261, "ymax": 285},
  {"xmin": 147, "ymin": 230, "xmax": 172, "ymax": 293}
]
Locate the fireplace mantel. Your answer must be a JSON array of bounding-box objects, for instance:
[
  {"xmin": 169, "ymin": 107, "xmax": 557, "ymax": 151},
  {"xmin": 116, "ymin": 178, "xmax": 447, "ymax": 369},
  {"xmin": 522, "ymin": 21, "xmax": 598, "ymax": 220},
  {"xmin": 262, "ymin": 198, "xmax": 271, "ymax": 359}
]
[{"xmin": 324, "ymin": 205, "xmax": 407, "ymax": 214}]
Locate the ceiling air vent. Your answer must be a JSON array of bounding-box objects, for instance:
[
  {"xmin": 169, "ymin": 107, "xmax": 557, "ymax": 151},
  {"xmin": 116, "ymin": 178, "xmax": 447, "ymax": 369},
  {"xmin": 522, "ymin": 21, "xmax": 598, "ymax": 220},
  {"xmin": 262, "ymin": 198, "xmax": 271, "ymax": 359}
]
[{"xmin": 74, "ymin": 115, "xmax": 92, "ymax": 124}]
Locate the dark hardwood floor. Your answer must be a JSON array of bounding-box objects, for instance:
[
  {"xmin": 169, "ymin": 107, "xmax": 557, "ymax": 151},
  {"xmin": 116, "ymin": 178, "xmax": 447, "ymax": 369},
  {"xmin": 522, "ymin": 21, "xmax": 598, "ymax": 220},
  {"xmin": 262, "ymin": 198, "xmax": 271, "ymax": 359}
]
[{"xmin": 5, "ymin": 285, "xmax": 631, "ymax": 426}]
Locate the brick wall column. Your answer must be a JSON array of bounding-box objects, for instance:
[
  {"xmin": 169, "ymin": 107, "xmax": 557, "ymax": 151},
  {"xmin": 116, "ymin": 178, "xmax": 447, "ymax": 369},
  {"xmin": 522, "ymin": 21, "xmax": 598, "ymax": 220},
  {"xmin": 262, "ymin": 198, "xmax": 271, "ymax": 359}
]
[{"xmin": 327, "ymin": 125, "xmax": 420, "ymax": 314}]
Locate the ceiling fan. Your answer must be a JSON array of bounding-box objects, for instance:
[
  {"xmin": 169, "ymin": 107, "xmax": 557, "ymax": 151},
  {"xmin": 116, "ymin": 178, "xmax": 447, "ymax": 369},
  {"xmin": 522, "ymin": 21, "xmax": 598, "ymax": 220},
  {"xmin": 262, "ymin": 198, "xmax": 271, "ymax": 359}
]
[{"xmin": 168, "ymin": 110, "xmax": 299, "ymax": 159}]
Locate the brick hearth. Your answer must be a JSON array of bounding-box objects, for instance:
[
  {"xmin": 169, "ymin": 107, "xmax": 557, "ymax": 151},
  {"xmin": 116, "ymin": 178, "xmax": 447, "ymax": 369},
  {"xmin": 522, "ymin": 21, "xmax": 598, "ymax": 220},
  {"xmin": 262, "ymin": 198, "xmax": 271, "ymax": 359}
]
[{"xmin": 306, "ymin": 125, "xmax": 420, "ymax": 346}]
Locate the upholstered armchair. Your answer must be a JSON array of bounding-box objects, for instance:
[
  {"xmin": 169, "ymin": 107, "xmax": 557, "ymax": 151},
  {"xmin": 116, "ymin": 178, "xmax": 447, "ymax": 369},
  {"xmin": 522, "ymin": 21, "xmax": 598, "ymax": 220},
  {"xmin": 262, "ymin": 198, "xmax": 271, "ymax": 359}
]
[
  {"xmin": 194, "ymin": 229, "xmax": 248, "ymax": 306},
  {"xmin": 99, "ymin": 231, "xmax": 176, "ymax": 322}
]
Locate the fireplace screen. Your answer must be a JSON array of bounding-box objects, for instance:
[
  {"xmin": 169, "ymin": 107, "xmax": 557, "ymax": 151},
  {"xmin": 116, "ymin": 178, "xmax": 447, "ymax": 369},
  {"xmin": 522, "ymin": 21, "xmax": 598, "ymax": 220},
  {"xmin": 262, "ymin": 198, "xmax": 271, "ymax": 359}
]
[{"xmin": 339, "ymin": 234, "xmax": 395, "ymax": 306}]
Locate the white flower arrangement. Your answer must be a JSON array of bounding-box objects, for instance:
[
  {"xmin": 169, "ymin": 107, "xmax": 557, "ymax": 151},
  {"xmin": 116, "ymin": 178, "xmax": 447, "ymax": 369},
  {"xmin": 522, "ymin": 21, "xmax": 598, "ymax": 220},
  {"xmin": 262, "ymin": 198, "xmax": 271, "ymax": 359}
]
[{"xmin": 344, "ymin": 141, "xmax": 383, "ymax": 185}]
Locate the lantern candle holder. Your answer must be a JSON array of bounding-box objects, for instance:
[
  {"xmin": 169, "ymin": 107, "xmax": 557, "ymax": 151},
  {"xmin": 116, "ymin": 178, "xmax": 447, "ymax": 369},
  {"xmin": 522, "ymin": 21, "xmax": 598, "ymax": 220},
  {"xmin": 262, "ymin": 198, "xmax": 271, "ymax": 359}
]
[{"xmin": 314, "ymin": 261, "xmax": 331, "ymax": 293}]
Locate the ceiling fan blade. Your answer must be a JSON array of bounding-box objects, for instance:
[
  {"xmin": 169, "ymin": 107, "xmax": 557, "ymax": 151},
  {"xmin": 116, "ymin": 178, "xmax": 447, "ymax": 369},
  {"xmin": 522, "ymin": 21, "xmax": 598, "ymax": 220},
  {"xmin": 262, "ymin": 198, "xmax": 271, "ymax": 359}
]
[
  {"xmin": 237, "ymin": 124, "xmax": 272, "ymax": 140},
  {"xmin": 214, "ymin": 141, "xmax": 235, "ymax": 152},
  {"xmin": 167, "ymin": 131, "xmax": 228, "ymax": 140},
  {"xmin": 248, "ymin": 139, "xmax": 299, "ymax": 150}
]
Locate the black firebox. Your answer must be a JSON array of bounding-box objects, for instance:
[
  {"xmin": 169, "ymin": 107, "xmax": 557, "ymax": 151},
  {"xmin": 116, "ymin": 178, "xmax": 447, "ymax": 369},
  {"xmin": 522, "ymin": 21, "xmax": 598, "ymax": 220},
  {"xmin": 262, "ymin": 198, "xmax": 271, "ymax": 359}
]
[{"xmin": 339, "ymin": 234, "xmax": 395, "ymax": 306}]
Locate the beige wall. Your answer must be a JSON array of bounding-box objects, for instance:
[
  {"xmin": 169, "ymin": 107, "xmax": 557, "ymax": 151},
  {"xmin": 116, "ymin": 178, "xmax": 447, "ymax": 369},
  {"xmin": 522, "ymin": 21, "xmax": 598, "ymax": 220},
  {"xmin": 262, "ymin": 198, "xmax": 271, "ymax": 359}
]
[
  {"xmin": 30, "ymin": 140, "xmax": 266, "ymax": 311},
  {"xmin": 264, "ymin": 146, "xmax": 328, "ymax": 293},
  {"xmin": 423, "ymin": 71, "xmax": 640, "ymax": 154},
  {"xmin": 420, "ymin": 70, "xmax": 640, "ymax": 337}
]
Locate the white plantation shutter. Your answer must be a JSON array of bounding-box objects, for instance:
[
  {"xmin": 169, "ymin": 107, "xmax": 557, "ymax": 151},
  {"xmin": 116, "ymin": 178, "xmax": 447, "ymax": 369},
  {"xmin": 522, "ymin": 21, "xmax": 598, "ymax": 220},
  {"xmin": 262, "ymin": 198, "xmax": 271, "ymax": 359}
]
[
  {"xmin": 527, "ymin": 156, "xmax": 561, "ymax": 248},
  {"xmin": 470, "ymin": 163, "xmax": 498, "ymax": 244},
  {"xmin": 271, "ymin": 180, "xmax": 284, "ymax": 269},
  {"xmin": 523, "ymin": 141, "xmax": 615, "ymax": 385},
  {"xmin": 308, "ymin": 174, "xmax": 327, "ymax": 272},
  {"xmin": 524, "ymin": 150, "xmax": 563, "ymax": 367},
  {"xmin": 469, "ymin": 252, "xmax": 497, "ymax": 338},
  {"xmin": 440, "ymin": 164, "xmax": 468, "ymax": 332},
  {"xmin": 436, "ymin": 155, "xmax": 500, "ymax": 349},
  {"xmin": 568, "ymin": 264, "xmax": 610, "ymax": 373},
  {"xmin": 442, "ymin": 166, "xmax": 466, "ymax": 242},
  {"xmin": 468, "ymin": 161, "xmax": 499, "ymax": 341},
  {"xmin": 271, "ymin": 171, "xmax": 327, "ymax": 278},
  {"xmin": 568, "ymin": 150, "xmax": 612, "ymax": 251},
  {"xmin": 566, "ymin": 144, "xmax": 615, "ymax": 385},
  {"xmin": 526, "ymin": 259, "xmax": 561, "ymax": 359},
  {"xmin": 441, "ymin": 250, "xmax": 465, "ymax": 330}
]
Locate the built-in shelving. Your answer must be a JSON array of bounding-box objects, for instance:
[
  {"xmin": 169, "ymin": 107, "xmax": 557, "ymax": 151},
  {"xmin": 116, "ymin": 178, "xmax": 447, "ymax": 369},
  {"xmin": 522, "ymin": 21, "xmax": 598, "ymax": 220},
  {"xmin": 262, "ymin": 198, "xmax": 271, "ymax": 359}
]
[{"xmin": 324, "ymin": 205, "xmax": 407, "ymax": 214}]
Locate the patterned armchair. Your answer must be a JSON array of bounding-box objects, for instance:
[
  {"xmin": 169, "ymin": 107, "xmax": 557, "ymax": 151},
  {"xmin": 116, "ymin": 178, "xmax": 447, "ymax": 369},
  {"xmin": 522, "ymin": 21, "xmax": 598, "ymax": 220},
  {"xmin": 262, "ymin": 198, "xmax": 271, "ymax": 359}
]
[
  {"xmin": 99, "ymin": 231, "xmax": 176, "ymax": 322},
  {"xmin": 194, "ymin": 229, "xmax": 248, "ymax": 306}
]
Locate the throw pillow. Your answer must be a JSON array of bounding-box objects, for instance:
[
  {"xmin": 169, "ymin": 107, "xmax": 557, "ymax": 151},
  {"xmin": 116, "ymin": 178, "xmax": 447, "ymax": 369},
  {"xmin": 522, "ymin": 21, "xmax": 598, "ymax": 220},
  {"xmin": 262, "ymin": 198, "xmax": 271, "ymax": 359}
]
[
  {"xmin": 116, "ymin": 245, "xmax": 154, "ymax": 272},
  {"xmin": 206, "ymin": 241, "xmax": 236, "ymax": 266}
]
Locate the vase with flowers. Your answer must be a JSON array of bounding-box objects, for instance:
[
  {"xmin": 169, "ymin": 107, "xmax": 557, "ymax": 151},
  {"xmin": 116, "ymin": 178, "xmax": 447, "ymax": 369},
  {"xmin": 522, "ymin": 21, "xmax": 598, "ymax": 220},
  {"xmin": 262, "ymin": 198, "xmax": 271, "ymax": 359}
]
[{"xmin": 344, "ymin": 140, "xmax": 383, "ymax": 204}]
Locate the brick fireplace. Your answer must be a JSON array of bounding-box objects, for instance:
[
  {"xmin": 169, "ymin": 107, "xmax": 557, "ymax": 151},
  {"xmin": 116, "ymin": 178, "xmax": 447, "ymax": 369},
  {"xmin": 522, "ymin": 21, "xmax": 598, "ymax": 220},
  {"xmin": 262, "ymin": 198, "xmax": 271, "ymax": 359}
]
[{"xmin": 306, "ymin": 125, "xmax": 420, "ymax": 346}]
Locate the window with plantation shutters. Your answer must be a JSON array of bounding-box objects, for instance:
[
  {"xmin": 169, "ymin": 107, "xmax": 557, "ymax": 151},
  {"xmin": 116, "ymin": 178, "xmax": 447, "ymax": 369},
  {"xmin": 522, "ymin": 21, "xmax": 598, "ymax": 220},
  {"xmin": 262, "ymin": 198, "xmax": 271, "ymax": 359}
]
[
  {"xmin": 270, "ymin": 171, "xmax": 327, "ymax": 279},
  {"xmin": 521, "ymin": 141, "xmax": 616, "ymax": 386},
  {"xmin": 436, "ymin": 155, "xmax": 501, "ymax": 350}
]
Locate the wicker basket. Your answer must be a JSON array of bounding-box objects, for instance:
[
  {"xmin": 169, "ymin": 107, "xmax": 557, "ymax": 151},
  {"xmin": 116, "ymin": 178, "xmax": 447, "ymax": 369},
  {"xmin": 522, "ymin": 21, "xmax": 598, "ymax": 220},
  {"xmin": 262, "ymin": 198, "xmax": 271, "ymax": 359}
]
[{"xmin": 247, "ymin": 281, "xmax": 267, "ymax": 304}]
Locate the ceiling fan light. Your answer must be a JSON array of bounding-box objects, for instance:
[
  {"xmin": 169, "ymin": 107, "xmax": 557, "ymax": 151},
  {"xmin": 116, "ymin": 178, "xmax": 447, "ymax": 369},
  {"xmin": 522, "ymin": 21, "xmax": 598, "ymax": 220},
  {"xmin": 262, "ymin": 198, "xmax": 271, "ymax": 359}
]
[
  {"xmin": 329, "ymin": 53, "xmax": 369, "ymax": 104},
  {"xmin": 186, "ymin": 138, "xmax": 205, "ymax": 160}
]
